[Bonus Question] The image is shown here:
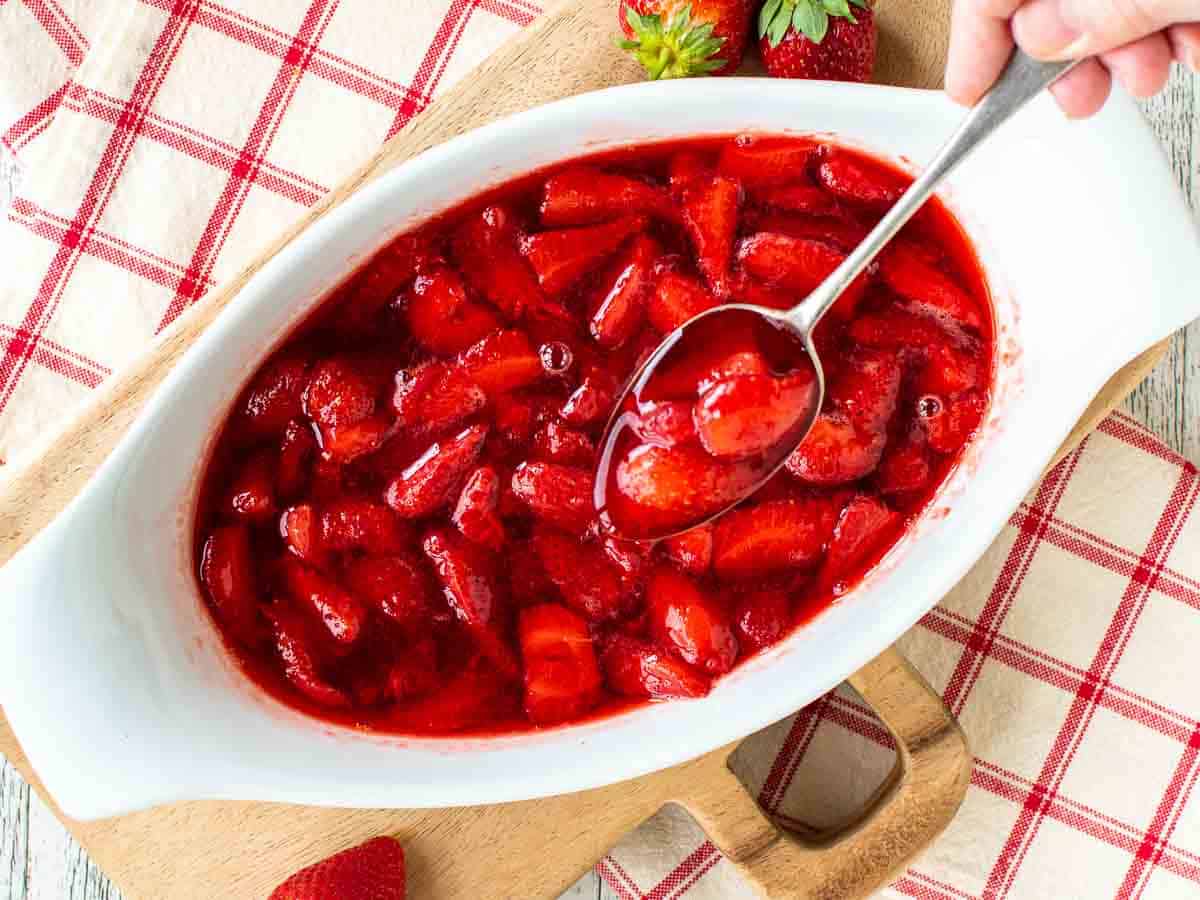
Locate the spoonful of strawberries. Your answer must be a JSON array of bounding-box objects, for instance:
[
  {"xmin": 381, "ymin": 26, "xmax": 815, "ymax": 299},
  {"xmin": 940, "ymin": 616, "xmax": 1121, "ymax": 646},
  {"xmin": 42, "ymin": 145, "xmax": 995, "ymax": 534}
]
[{"xmin": 595, "ymin": 50, "xmax": 1077, "ymax": 540}]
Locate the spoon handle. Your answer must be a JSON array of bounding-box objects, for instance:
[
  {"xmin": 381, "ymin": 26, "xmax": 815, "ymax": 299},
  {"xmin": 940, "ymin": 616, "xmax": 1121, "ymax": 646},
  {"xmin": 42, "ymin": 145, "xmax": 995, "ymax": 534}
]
[{"xmin": 787, "ymin": 50, "xmax": 1080, "ymax": 335}]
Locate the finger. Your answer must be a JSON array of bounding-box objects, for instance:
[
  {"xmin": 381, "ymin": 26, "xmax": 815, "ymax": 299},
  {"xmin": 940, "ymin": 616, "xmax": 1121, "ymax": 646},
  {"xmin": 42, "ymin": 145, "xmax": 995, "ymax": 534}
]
[
  {"xmin": 945, "ymin": 0, "xmax": 1025, "ymax": 106},
  {"xmin": 1101, "ymin": 33, "xmax": 1174, "ymax": 97},
  {"xmin": 1014, "ymin": 0, "xmax": 1200, "ymax": 60},
  {"xmin": 1048, "ymin": 57, "xmax": 1113, "ymax": 117},
  {"xmin": 1167, "ymin": 23, "xmax": 1200, "ymax": 70}
]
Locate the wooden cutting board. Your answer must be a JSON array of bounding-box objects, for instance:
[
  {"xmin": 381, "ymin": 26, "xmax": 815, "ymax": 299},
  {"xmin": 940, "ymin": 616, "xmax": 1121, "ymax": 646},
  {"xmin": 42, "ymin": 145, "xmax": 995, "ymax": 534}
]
[{"xmin": 0, "ymin": 0, "xmax": 1167, "ymax": 897}]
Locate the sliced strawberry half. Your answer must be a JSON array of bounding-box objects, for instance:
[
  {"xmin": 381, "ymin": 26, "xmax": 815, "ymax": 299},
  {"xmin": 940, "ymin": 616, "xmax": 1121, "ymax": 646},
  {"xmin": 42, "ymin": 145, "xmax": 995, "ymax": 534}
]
[
  {"xmin": 451, "ymin": 204, "xmax": 543, "ymax": 318},
  {"xmin": 785, "ymin": 413, "xmax": 887, "ymax": 484},
  {"xmin": 645, "ymin": 270, "xmax": 720, "ymax": 334},
  {"xmin": 280, "ymin": 558, "xmax": 367, "ymax": 646},
  {"xmin": 405, "ymin": 265, "xmax": 501, "ymax": 356},
  {"xmin": 694, "ymin": 370, "xmax": 817, "ymax": 459},
  {"xmin": 737, "ymin": 231, "xmax": 845, "ymax": 295},
  {"xmin": 876, "ymin": 423, "xmax": 932, "ymax": 496},
  {"xmin": 734, "ymin": 588, "xmax": 793, "ymax": 654},
  {"xmin": 540, "ymin": 167, "xmax": 675, "ymax": 227},
  {"xmin": 638, "ymin": 400, "xmax": 698, "ymax": 447},
  {"xmin": 199, "ymin": 525, "xmax": 260, "ymax": 646},
  {"xmin": 303, "ymin": 357, "xmax": 378, "ymax": 428},
  {"xmin": 681, "ymin": 175, "xmax": 740, "ymax": 296},
  {"xmin": 647, "ymin": 567, "xmax": 737, "ymax": 674},
  {"xmin": 878, "ymin": 241, "xmax": 984, "ymax": 332},
  {"xmin": 816, "ymin": 149, "xmax": 908, "ymax": 209},
  {"xmin": 319, "ymin": 497, "xmax": 410, "ymax": 555},
  {"xmin": 392, "ymin": 361, "xmax": 487, "ymax": 434},
  {"xmin": 265, "ymin": 603, "xmax": 349, "ymax": 708},
  {"xmin": 227, "ymin": 452, "xmax": 277, "ymax": 522},
  {"xmin": 614, "ymin": 443, "xmax": 759, "ymax": 526},
  {"xmin": 510, "ymin": 461, "xmax": 595, "ymax": 534},
  {"xmin": 560, "ymin": 371, "xmax": 617, "ymax": 427},
  {"xmin": 716, "ymin": 136, "xmax": 820, "ymax": 186},
  {"xmin": 924, "ymin": 390, "xmax": 986, "ymax": 454},
  {"xmin": 532, "ymin": 526, "xmax": 639, "ymax": 623},
  {"xmin": 818, "ymin": 492, "xmax": 900, "ymax": 591},
  {"xmin": 318, "ymin": 415, "xmax": 392, "ymax": 464},
  {"xmin": 277, "ymin": 419, "xmax": 317, "ymax": 500},
  {"xmin": 532, "ymin": 420, "xmax": 596, "ymax": 467},
  {"xmin": 600, "ymin": 633, "xmax": 710, "ymax": 700},
  {"xmin": 661, "ymin": 522, "xmax": 714, "ymax": 576},
  {"xmin": 456, "ymin": 329, "xmax": 544, "ymax": 398},
  {"xmin": 384, "ymin": 425, "xmax": 489, "ymax": 518},
  {"xmin": 520, "ymin": 216, "xmax": 645, "ymax": 297},
  {"xmin": 268, "ymin": 836, "xmax": 405, "ymax": 900},
  {"xmin": 588, "ymin": 234, "xmax": 658, "ymax": 348},
  {"xmin": 238, "ymin": 353, "xmax": 310, "ymax": 438},
  {"xmin": 712, "ymin": 496, "xmax": 841, "ymax": 579},
  {"xmin": 451, "ymin": 466, "xmax": 505, "ymax": 550},
  {"xmin": 342, "ymin": 552, "xmax": 440, "ymax": 629},
  {"xmin": 280, "ymin": 504, "xmax": 322, "ymax": 563},
  {"xmin": 517, "ymin": 603, "xmax": 603, "ymax": 725}
]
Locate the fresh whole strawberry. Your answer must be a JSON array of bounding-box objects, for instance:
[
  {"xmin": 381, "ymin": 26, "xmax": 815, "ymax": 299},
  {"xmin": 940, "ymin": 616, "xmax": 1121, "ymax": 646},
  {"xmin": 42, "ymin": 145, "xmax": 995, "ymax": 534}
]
[
  {"xmin": 619, "ymin": 0, "xmax": 752, "ymax": 79},
  {"xmin": 757, "ymin": 0, "xmax": 875, "ymax": 82},
  {"xmin": 269, "ymin": 835, "xmax": 406, "ymax": 900}
]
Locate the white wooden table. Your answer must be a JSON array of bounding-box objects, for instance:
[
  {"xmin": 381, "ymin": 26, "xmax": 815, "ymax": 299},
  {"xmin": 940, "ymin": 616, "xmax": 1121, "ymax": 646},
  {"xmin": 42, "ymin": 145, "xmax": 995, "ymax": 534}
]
[{"xmin": 1, "ymin": 70, "xmax": 1197, "ymax": 900}]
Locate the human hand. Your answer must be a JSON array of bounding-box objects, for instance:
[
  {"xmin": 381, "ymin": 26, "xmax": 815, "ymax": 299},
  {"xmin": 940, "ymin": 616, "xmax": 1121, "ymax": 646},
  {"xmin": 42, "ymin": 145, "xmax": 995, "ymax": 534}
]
[{"xmin": 946, "ymin": 0, "xmax": 1200, "ymax": 118}]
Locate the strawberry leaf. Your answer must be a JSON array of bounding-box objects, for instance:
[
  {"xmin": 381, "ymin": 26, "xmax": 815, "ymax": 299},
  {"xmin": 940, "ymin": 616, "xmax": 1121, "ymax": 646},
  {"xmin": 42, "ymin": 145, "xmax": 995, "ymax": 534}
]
[
  {"xmin": 822, "ymin": 0, "xmax": 857, "ymax": 22},
  {"xmin": 792, "ymin": 1, "xmax": 828, "ymax": 43},
  {"xmin": 620, "ymin": 1, "xmax": 729, "ymax": 79},
  {"xmin": 757, "ymin": 0, "xmax": 785, "ymax": 39}
]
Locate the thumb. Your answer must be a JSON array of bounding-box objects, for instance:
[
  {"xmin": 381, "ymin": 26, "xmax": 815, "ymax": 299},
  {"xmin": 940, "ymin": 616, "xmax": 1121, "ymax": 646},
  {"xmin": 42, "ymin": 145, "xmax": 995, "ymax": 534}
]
[{"xmin": 1013, "ymin": 0, "xmax": 1199, "ymax": 59}]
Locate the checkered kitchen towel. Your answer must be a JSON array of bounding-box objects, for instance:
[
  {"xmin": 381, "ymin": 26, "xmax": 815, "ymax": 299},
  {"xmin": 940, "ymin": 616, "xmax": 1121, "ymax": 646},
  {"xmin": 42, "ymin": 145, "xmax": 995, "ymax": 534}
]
[{"xmin": 2, "ymin": 3, "xmax": 1199, "ymax": 898}]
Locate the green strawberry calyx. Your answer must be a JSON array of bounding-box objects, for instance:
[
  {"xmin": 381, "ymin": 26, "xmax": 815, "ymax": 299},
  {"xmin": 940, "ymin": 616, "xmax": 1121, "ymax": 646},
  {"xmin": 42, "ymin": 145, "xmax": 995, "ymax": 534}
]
[
  {"xmin": 758, "ymin": 0, "xmax": 869, "ymax": 48},
  {"xmin": 619, "ymin": 5, "xmax": 727, "ymax": 80}
]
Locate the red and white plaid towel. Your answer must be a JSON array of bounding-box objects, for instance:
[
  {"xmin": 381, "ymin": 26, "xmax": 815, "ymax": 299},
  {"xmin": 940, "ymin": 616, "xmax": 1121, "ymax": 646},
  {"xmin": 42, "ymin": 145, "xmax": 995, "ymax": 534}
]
[{"xmin": 2, "ymin": 3, "xmax": 1198, "ymax": 898}]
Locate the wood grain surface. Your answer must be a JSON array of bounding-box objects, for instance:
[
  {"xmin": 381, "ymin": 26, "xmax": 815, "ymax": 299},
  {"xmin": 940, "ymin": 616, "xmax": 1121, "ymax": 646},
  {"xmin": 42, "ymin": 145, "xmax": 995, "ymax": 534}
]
[{"xmin": 1, "ymin": 0, "xmax": 1197, "ymax": 896}]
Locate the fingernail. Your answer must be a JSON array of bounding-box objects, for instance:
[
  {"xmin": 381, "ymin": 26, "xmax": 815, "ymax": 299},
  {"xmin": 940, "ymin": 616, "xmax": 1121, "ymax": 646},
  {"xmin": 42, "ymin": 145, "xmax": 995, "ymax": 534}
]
[{"xmin": 1013, "ymin": 0, "xmax": 1087, "ymax": 60}]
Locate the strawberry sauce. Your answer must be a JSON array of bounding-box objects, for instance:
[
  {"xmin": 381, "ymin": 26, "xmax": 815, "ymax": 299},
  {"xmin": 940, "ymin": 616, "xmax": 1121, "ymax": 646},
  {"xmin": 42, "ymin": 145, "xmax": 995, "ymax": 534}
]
[{"xmin": 194, "ymin": 134, "xmax": 993, "ymax": 735}]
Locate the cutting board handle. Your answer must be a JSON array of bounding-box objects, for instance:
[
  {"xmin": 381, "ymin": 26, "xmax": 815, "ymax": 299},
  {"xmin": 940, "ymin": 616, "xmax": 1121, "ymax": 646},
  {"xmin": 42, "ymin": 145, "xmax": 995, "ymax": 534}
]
[{"xmin": 677, "ymin": 646, "xmax": 970, "ymax": 899}]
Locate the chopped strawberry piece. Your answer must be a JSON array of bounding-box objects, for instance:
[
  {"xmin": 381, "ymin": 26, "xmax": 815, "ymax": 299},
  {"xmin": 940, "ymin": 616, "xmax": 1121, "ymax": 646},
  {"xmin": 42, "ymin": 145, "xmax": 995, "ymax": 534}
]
[
  {"xmin": 510, "ymin": 460, "xmax": 595, "ymax": 534},
  {"xmin": 645, "ymin": 270, "xmax": 719, "ymax": 334},
  {"xmin": 737, "ymin": 231, "xmax": 845, "ymax": 296},
  {"xmin": 602, "ymin": 536, "xmax": 651, "ymax": 577},
  {"xmin": 727, "ymin": 271, "xmax": 795, "ymax": 310},
  {"xmin": 532, "ymin": 420, "xmax": 595, "ymax": 467},
  {"xmin": 716, "ymin": 136, "xmax": 819, "ymax": 186},
  {"xmin": 785, "ymin": 413, "xmax": 886, "ymax": 484},
  {"xmin": 517, "ymin": 604, "xmax": 603, "ymax": 725},
  {"xmin": 924, "ymin": 390, "xmax": 987, "ymax": 454},
  {"xmin": 644, "ymin": 338, "xmax": 769, "ymax": 402},
  {"xmin": 746, "ymin": 210, "xmax": 869, "ymax": 252},
  {"xmin": 638, "ymin": 400, "xmax": 698, "ymax": 447},
  {"xmin": 681, "ymin": 176, "xmax": 740, "ymax": 296},
  {"xmin": 493, "ymin": 394, "xmax": 537, "ymax": 449},
  {"xmin": 277, "ymin": 419, "xmax": 317, "ymax": 499},
  {"xmin": 668, "ymin": 150, "xmax": 708, "ymax": 195},
  {"xmin": 647, "ymin": 567, "xmax": 737, "ymax": 674},
  {"xmin": 342, "ymin": 553, "xmax": 439, "ymax": 628},
  {"xmin": 540, "ymin": 167, "xmax": 675, "ymax": 226},
  {"xmin": 199, "ymin": 526, "xmax": 260, "ymax": 645},
  {"xmin": 456, "ymin": 330, "xmax": 544, "ymax": 398},
  {"xmin": 600, "ymin": 634, "xmax": 710, "ymax": 700},
  {"xmin": 614, "ymin": 443, "xmax": 759, "ymax": 526},
  {"xmin": 734, "ymin": 588, "xmax": 791, "ymax": 653},
  {"xmin": 661, "ymin": 523, "xmax": 713, "ymax": 575},
  {"xmin": 560, "ymin": 371, "xmax": 617, "ymax": 426},
  {"xmin": 337, "ymin": 231, "xmax": 431, "ymax": 328},
  {"xmin": 848, "ymin": 305, "xmax": 962, "ymax": 351},
  {"xmin": 384, "ymin": 425, "xmax": 489, "ymax": 518},
  {"xmin": 712, "ymin": 497, "xmax": 841, "ymax": 579},
  {"xmin": 265, "ymin": 604, "xmax": 349, "ymax": 708},
  {"xmin": 303, "ymin": 358, "xmax": 377, "ymax": 428},
  {"xmin": 319, "ymin": 498, "xmax": 409, "ymax": 554},
  {"xmin": 507, "ymin": 540, "xmax": 557, "ymax": 608},
  {"xmin": 879, "ymin": 242, "xmax": 984, "ymax": 332},
  {"xmin": 521, "ymin": 215, "xmax": 645, "ymax": 297},
  {"xmin": 318, "ymin": 415, "xmax": 392, "ymax": 463},
  {"xmin": 876, "ymin": 424, "xmax": 932, "ymax": 495},
  {"xmin": 239, "ymin": 354, "xmax": 309, "ymax": 438},
  {"xmin": 392, "ymin": 361, "xmax": 486, "ymax": 434},
  {"xmin": 917, "ymin": 342, "xmax": 982, "ymax": 396},
  {"xmin": 452, "ymin": 466, "xmax": 505, "ymax": 549},
  {"xmin": 386, "ymin": 636, "xmax": 441, "ymax": 701},
  {"xmin": 816, "ymin": 150, "xmax": 908, "ymax": 208},
  {"xmin": 280, "ymin": 504, "xmax": 322, "ymax": 563},
  {"xmin": 268, "ymin": 836, "xmax": 405, "ymax": 900},
  {"xmin": 532, "ymin": 526, "xmax": 638, "ymax": 622},
  {"xmin": 227, "ymin": 452, "xmax": 276, "ymax": 521},
  {"xmin": 819, "ymin": 492, "xmax": 900, "ymax": 591},
  {"xmin": 588, "ymin": 234, "xmax": 658, "ymax": 348},
  {"xmin": 406, "ymin": 265, "xmax": 501, "ymax": 356},
  {"xmin": 695, "ymin": 370, "xmax": 817, "ymax": 459},
  {"xmin": 391, "ymin": 657, "xmax": 520, "ymax": 734},
  {"xmin": 280, "ymin": 559, "xmax": 367, "ymax": 645},
  {"xmin": 752, "ymin": 183, "xmax": 839, "ymax": 216},
  {"xmin": 451, "ymin": 204, "xmax": 543, "ymax": 317}
]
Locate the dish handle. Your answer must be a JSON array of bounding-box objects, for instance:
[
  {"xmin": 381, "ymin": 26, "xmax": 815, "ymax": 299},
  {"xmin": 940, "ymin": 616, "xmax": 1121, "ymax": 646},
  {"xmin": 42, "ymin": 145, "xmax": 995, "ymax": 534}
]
[{"xmin": 678, "ymin": 646, "xmax": 971, "ymax": 899}]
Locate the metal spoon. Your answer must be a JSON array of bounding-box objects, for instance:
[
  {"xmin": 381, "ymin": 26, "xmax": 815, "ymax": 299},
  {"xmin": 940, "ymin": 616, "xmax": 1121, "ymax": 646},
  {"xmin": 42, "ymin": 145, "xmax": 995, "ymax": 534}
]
[{"xmin": 595, "ymin": 50, "xmax": 1078, "ymax": 541}]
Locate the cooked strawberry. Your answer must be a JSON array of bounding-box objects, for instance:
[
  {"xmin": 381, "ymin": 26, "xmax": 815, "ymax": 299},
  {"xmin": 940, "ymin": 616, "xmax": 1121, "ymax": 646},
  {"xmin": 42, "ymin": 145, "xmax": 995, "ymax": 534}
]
[
  {"xmin": 614, "ymin": 443, "xmax": 759, "ymax": 525},
  {"xmin": 588, "ymin": 234, "xmax": 658, "ymax": 348},
  {"xmin": 878, "ymin": 242, "xmax": 983, "ymax": 332},
  {"xmin": 227, "ymin": 452, "xmax": 276, "ymax": 521},
  {"xmin": 716, "ymin": 136, "xmax": 819, "ymax": 186},
  {"xmin": 342, "ymin": 553, "xmax": 440, "ymax": 628},
  {"xmin": 818, "ymin": 492, "xmax": 899, "ymax": 590},
  {"xmin": 734, "ymin": 588, "xmax": 791, "ymax": 652},
  {"xmin": 661, "ymin": 522, "xmax": 714, "ymax": 575},
  {"xmin": 847, "ymin": 305, "xmax": 960, "ymax": 351},
  {"xmin": 384, "ymin": 425, "xmax": 488, "ymax": 518},
  {"xmin": 451, "ymin": 205, "xmax": 543, "ymax": 317},
  {"xmin": 876, "ymin": 423, "xmax": 931, "ymax": 495},
  {"xmin": 646, "ymin": 270, "xmax": 720, "ymax": 334},
  {"xmin": 268, "ymin": 836, "xmax": 405, "ymax": 900},
  {"xmin": 318, "ymin": 415, "xmax": 392, "ymax": 463},
  {"xmin": 728, "ymin": 271, "xmax": 796, "ymax": 310},
  {"xmin": 712, "ymin": 496, "xmax": 840, "ymax": 579},
  {"xmin": 644, "ymin": 337, "xmax": 768, "ymax": 401},
  {"xmin": 540, "ymin": 167, "xmax": 675, "ymax": 226},
  {"xmin": 452, "ymin": 466, "xmax": 505, "ymax": 549},
  {"xmin": 618, "ymin": 0, "xmax": 752, "ymax": 78},
  {"xmin": 280, "ymin": 504, "xmax": 322, "ymax": 563},
  {"xmin": 239, "ymin": 353, "xmax": 310, "ymax": 438},
  {"xmin": 277, "ymin": 419, "xmax": 317, "ymax": 499},
  {"xmin": 507, "ymin": 539, "xmax": 558, "ymax": 608},
  {"xmin": 601, "ymin": 633, "xmax": 711, "ymax": 699},
  {"xmin": 785, "ymin": 413, "xmax": 885, "ymax": 484},
  {"xmin": 638, "ymin": 400, "xmax": 698, "ymax": 447},
  {"xmin": 335, "ymin": 232, "xmax": 432, "ymax": 336},
  {"xmin": 602, "ymin": 536, "xmax": 652, "ymax": 576},
  {"xmin": 391, "ymin": 657, "xmax": 520, "ymax": 734},
  {"xmin": 302, "ymin": 358, "xmax": 377, "ymax": 428},
  {"xmin": 392, "ymin": 361, "xmax": 487, "ymax": 434},
  {"xmin": 320, "ymin": 498, "xmax": 409, "ymax": 555},
  {"xmin": 493, "ymin": 394, "xmax": 537, "ymax": 449},
  {"xmin": 758, "ymin": 0, "xmax": 876, "ymax": 82},
  {"xmin": 520, "ymin": 216, "xmax": 644, "ymax": 297},
  {"xmin": 560, "ymin": 371, "xmax": 617, "ymax": 426},
  {"xmin": 199, "ymin": 526, "xmax": 260, "ymax": 645},
  {"xmin": 533, "ymin": 526, "xmax": 639, "ymax": 622},
  {"xmin": 923, "ymin": 390, "xmax": 986, "ymax": 454},
  {"xmin": 752, "ymin": 184, "xmax": 839, "ymax": 217},
  {"xmin": 385, "ymin": 636, "xmax": 441, "ymax": 701},
  {"xmin": 681, "ymin": 176, "xmax": 740, "ymax": 295},
  {"xmin": 265, "ymin": 604, "xmax": 349, "ymax": 708},
  {"xmin": 518, "ymin": 604, "xmax": 603, "ymax": 725},
  {"xmin": 917, "ymin": 342, "xmax": 982, "ymax": 396},
  {"xmin": 737, "ymin": 231, "xmax": 844, "ymax": 295},
  {"xmin": 694, "ymin": 370, "xmax": 817, "ymax": 459},
  {"xmin": 647, "ymin": 567, "xmax": 737, "ymax": 674},
  {"xmin": 816, "ymin": 147, "xmax": 905, "ymax": 208},
  {"xmin": 405, "ymin": 265, "xmax": 501, "ymax": 356},
  {"xmin": 827, "ymin": 348, "xmax": 901, "ymax": 432},
  {"xmin": 510, "ymin": 461, "xmax": 595, "ymax": 534},
  {"xmin": 532, "ymin": 420, "xmax": 596, "ymax": 467},
  {"xmin": 280, "ymin": 559, "xmax": 367, "ymax": 645},
  {"xmin": 668, "ymin": 150, "xmax": 709, "ymax": 195},
  {"xmin": 456, "ymin": 330, "xmax": 544, "ymax": 398}
]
